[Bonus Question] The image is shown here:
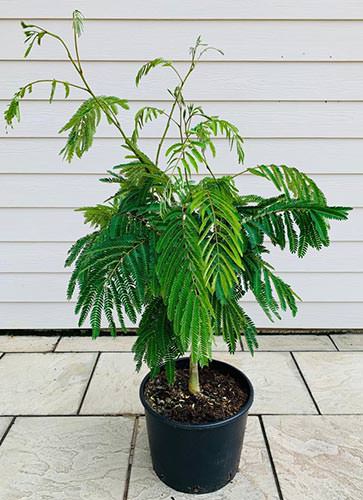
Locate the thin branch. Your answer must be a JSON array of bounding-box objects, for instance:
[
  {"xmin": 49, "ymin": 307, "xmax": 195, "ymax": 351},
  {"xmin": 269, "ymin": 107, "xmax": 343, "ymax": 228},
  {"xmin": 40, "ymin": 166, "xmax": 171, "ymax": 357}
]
[
  {"xmin": 21, "ymin": 79, "xmax": 87, "ymax": 93},
  {"xmin": 155, "ymin": 60, "xmax": 196, "ymax": 166},
  {"xmin": 231, "ymin": 169, "xmax": 249, "ymax": 178}
]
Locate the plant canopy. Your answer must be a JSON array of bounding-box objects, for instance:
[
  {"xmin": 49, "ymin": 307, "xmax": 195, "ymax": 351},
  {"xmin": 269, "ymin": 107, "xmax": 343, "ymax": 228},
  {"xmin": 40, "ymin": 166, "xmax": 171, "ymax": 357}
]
[{"xmin": 5, "ymin": 12, "xmax": 351, "ymax": 392}]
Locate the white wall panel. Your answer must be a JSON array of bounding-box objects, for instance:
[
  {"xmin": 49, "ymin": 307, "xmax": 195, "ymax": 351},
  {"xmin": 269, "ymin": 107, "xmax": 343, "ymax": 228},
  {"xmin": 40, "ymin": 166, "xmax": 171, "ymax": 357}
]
[
  {"xmin": 3, "ymin": 101, "xmax": 363, "ymax": 139},
  {"xmin": 2, "ymin": 1, "xmax": 363, "ymax": 20},
  {"xmin": 2, "ymin": 20, "xmax": 363, "ymax": 61},
  {"xmin": 1, "ymin": 138, "xmax": 362, "ymax": 174},
  {"xmin": 2, "ymin": 61, "xmax": 363, "ymax": 101}
]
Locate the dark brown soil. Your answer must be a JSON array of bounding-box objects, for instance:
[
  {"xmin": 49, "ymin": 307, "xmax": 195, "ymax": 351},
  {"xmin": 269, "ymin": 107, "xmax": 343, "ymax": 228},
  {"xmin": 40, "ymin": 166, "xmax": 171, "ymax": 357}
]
[{"xmin": 144, "ymin": 365, "xmax": 247, "ymax": 424}]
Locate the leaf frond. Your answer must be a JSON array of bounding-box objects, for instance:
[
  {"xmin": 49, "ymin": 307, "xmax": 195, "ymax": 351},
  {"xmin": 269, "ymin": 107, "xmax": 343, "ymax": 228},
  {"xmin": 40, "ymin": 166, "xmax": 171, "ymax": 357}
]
[
  {"xmin": 59, "ymin": 96, "xmax": 129, "ymax": 161},
  {"xmin": 136, "ymin": 58, "xmax": 173, "ymax": 87}
]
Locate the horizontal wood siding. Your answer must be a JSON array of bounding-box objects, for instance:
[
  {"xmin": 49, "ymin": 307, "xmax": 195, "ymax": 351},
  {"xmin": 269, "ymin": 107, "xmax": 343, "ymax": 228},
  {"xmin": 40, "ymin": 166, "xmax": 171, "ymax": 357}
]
[
  {"xmin": 2, "ymin": 1, "xmax": 363, "ymax": 20},
  {"xmin": 0, "ymin": 3, "xmax": 361, "ymax": 329}
]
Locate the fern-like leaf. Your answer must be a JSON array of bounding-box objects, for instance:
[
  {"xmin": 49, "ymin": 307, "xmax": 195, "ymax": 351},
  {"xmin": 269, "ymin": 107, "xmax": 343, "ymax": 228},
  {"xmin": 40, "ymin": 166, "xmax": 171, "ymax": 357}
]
[
  {"xmin": 68, "ymin": 218, "xmax": 150, "ymax": 336},
  {"xmin": 76, "ymin": 203, "xmax": 118, "ymax": 229},
  {"xmin": 156, "ymin": 207, "xmax": 214, "ymax": 365},
  {"xmin": 72, "ymin": 10, "xmax": 85, "ymax": 37},
  {"xmin": 59, "ymin": 96, "xmax": 129, "ymax": 161},
  {"xmin": 214, "ymin": 296, "xmax": 258, "ymax": 354},
  {"xmin": 133, "ymin": 297, "xmax": 183, "ymax": 383},
  {"xmin": 249, "ymin": 165, "xmax": 326, "ymax": 204},
  {"xmin": 194, "ymin": 117, "xmax": 244, "ymax": 164},
  {"xmin": 132, "ymin": 106, "xmax": 165, "ymax": 142},
  {"xmin": 238, "ymin": 197, "xmax": 351, "ymax": 257},
  {"xmin": 190, "ymin": 177, "xmax": 245, "ymax": 303},
  {"xmin": 136, "ymin": 58, "xmax": 173, "ymax": 86}
]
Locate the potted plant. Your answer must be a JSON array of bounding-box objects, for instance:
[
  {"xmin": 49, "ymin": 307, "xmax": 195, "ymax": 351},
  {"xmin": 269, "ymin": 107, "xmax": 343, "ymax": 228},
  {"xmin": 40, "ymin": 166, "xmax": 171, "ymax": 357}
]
[{"xmin": 5, "ymin": 11, "xmax": 351, "ymax": 494}]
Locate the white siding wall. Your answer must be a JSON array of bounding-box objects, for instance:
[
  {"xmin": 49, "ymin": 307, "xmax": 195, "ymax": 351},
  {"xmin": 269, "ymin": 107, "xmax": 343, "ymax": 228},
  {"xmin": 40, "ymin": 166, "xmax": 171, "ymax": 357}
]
[{"xmin": 0, "ymin": 1, "xmax": 362, "ymax": 329}]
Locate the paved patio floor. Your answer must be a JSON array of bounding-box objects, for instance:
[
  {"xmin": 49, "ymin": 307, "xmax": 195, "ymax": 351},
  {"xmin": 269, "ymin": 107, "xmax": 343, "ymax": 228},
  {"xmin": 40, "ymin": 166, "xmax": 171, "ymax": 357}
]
[{"xmin": 0, "ymin": 333, "xmax": 362, "ymax": 499}]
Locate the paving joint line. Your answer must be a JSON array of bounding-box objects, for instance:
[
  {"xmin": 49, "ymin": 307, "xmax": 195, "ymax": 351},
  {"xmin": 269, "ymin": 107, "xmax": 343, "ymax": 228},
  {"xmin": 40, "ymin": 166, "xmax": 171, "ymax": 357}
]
[
  {"xmin": 0, "ymin": 416, "xmax": 16, "ymax": 448},
  {"xmin": 2, "ymin": 348, "xmax": 360, "ymax": 354},
  {"xmin": 123, "ymin": 416, "xmax": 139, "ymax": 500},
  {"xmin": 0, "ymin": 413, "xmax": 145, "ymax": 418},
  {"xmin": 2, "ymin": 348, "xmax": 362, "ymax": 354},
  {"xmin": 77, "ymin": 352, "xmax": 101, "ymax": 415},
  {"xmin": 258, "ymin": 415, "xmax": 284, "ymax": 500},
  {"xmin": 290, "ymin": 352, "xmax": 322, "ymax": 415},
  {"xmin": 328, "ymin": 334, "xmax": 340, "ymax": 351},
  {"xmin": 52, "ymin": 336, "xmax": 62, "ymax": 352},
  {"xmin": 253, "ymin": 348, "xmax": 337, "ymax": 352},
  {"xmin": 0, "ymin": 413, "xmax": 362, "ymax": 419}
]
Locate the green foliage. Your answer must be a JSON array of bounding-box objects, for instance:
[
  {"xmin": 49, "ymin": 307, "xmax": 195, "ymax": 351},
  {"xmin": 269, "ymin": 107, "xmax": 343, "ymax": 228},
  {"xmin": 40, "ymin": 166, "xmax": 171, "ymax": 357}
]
[
  {"xmin": 4, "ymin": 80, "xmax": 71, "ymax": 127},
  {"xmin": 59, "ymin": 96, "xmax": 129, "ymax": 161},
  {"xmin": 72, "ymin": 10, "xmax": 85, "ymax": 37},
  {"xmin": 132, "ymin": 106, "xmax": 165, "ymax": 142},
  {"xmin": 76, "ymin": 203, "xmax": 118, "ymax": 229},
  {"xmin": 133, "ymin": 298, "xmax": 183, "ymax": 383},
  {"xmin": 214, "ymin": 296, "xmax": 258, "ymax": 354},
  {"xmin": 241, "ymin": 251, "xmax": 299, "ymax": 321},
  {"xmin": 20, "ymin": 21, "xmax": 48, "ymax": 57},
  {"xmin": 190, "ymin": 177, "xmax": 245, "ymax": 303},
  {"xmin": 4, "ymin": 92, "xmax": 21, "ymax": 126},
  {"xmin": 165, "ymin": 113, "xmax": 245, "ymax": 174},
  {"xmin": 238, "ymin": 193, "xmax": 350, "ymax": 257},
  {"xmin": 135, "ymin": 58, "xmax": 173, "ymax": 87},
  {"xmin": 194, "ymin": 117, "xmax": 245, "ymax": 164},
  {"xmin": 67, "ymin": 220, "xmax": 152, "ymax": 335},
  {"xmin": 5, "ymin": 13, "xmax": 352, "ymax": 385},
  {"xmin": 248, "ymin": 165, "xmax": 326, "ymax": 203},
  {"xmin": 156, "ymin": 207, "xmax": 214, "ymax": 365}
]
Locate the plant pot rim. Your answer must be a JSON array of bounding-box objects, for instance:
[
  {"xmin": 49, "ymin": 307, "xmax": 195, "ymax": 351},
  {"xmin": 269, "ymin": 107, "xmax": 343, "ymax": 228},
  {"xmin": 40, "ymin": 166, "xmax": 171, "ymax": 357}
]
[{"xmin": 139, "ymin": 356, "xmax": 254, "ymax": 430}]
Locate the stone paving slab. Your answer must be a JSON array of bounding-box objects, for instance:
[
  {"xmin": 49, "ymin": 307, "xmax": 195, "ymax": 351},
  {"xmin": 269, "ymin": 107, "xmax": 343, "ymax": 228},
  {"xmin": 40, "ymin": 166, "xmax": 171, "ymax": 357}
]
[
  {"xmin": 56, "ymin": 335, "xmax": 238, "ymax": 353},
  {"xmin": 212, "ymin": 335, "xmax": 242, "ymax": 352},
  {"xmin": 294, "ymin": 352, "xmax": 363, "ymax": 414},
  {"xmin": 0, "ymin": 416, "xmax": 134, "ymax": 500},
  {"xmin": 331, "ymin": 333, "xmax": 363, "ymax": 351},
  {"xmin": 215, "ymin": 352, "xmax": 317, "ymax": 414},
  {"xmin": 243, "ymin": 334, "xmax": 335, "ymax": 351},
  {"xmin": 56, "ymin": 335, "xmax": 136, "ymax": 352},
  {"xmin": 0, "ymin": 335, "xmax": 59, "ymax": 352},
  {"xmin": 0, "ymin": 353, "xmax": 96, "ymax": 415},
  {"xmin": 212, "ymin": 336, "xmax": 242, "ymax": 352},
  {"xmin": 81, "ymin": 353, "xmax": 148, "ymax": 415},
  {"xmin": 263, "ymin": 415, "xmax": 363, "ymax": 500},
  {"xmin": 82, "ymin": 351, "xmax": 316, "ymax": 416},
  {"xmin": 128, "ymin": 416, "xmax": 279, "ymax": 499},
  {"xmin": 0, "ymin": 418, "xmax": 12, "ymax": 441}
]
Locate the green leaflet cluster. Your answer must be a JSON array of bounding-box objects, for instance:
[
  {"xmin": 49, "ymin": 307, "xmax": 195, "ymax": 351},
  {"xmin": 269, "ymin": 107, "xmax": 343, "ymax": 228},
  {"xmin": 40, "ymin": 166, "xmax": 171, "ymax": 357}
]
[
  {"xmin": 156, "ymin": 207, "xmax": 214, "ymax": 366},
  {"xmin": 59, "ymin": 96, "xmax": 129, "ymax": 161}
]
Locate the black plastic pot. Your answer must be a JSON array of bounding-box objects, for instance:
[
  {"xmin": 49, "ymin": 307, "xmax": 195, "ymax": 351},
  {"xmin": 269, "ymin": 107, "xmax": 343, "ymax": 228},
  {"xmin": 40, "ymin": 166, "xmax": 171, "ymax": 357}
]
[{"xmin": 139, "ymin": 357, "xmax": 254, "ymax": 494}]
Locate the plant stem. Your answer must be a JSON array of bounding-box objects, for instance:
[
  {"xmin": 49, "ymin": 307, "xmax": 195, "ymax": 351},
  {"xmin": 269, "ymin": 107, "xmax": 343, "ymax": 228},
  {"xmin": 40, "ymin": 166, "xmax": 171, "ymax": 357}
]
[
  {"xmin": 188, "ymin": 357, "xmax": 201, "ymax": 395},
  {"xmin": 22, "ymin": 79, "xmax": 87, "ymax": 93},
  {"xmin": 155, "ymin": 53, "xmax": 197, "ymax": 166}
]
